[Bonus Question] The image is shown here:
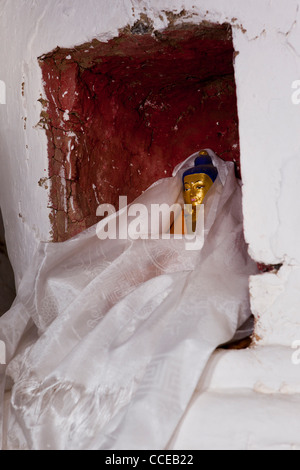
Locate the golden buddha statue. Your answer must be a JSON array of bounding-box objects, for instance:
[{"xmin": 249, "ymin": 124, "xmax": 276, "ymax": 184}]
[{"xmin": 171, "ymin": 150, "xmax": 218, "ymax": 234}]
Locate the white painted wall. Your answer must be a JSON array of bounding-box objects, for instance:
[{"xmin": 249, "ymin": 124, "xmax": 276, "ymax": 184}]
[
  {"xmin": 0, "ymin": 0, "xmax": 133, "ymax": 286},
  {"xmin": 0, "ymin": 0, "xmax": 300, "ymax": 334},
  {"xmin": 1, "ymin": 0, "xmax": 300, "ymax": 450}
]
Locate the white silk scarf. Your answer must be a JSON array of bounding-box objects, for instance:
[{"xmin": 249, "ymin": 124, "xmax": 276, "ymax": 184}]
[{"xmin": 0, "ymin": 150, "xmax": 258, "ymax": 450}]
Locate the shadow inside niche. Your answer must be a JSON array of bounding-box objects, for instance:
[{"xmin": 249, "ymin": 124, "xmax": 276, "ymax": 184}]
[
  {"xmin": 39, "ymin": 22, "xmax": 240, "ymax": 242},
  {"xmin": 0, "ymin": 209, "xmax": 16, "ymax": 316},
  {"xmin": 219, "ymin": 315, "xmax": 255, "ymax": 350}
]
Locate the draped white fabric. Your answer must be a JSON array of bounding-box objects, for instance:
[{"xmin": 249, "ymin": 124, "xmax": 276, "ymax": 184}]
[{"xmin": 0, "ymin": 150, "xmax": 258, "ymax": 450}]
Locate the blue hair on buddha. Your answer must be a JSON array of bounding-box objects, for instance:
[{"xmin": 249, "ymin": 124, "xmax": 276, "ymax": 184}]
[{"xmin": 182, "ymin": 154, "xmax": 218, "ymax": 183}]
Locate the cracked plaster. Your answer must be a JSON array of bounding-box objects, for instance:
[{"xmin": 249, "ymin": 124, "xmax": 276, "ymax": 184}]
[{"xmin": 39, "ymin": 22, "xmax": 239, "ymax": 241}]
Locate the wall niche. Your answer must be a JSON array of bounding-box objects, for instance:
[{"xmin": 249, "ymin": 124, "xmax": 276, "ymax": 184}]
[{"xmin": 39, "ymin": 21, "xmax": 240, "ymax": 241}]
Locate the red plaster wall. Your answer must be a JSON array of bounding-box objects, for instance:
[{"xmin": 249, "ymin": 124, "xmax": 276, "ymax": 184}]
[{"xmin": 39, "ymin": 22, "xmax": 240, "ymax": 241}]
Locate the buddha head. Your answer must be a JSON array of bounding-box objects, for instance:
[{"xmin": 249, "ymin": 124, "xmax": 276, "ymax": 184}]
[{"xmin": 182, "ymin": 151, "xmax": 218, "ymax": 207}]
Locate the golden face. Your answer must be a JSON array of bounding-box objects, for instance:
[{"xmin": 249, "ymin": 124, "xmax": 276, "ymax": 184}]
[{"xmin": 183, "ymin": 173, "xmax": 214, "ymax": 206}]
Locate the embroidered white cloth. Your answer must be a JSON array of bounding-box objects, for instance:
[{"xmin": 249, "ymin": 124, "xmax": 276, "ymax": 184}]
[{"xmin": 0, "ymin": 150, "xmax": 257, "ymax": 450}]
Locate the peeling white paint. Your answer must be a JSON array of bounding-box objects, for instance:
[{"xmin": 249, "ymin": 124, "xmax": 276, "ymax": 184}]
[
  {"xmin": 63, "ymin": 109, "xmax": 70, "ymax": 121},
  {"xmin": 69, "ymin": 195, "xmax": 75, "ymax": 213},
  {"xmin": 92, "ymin": 184, "xmax": 100, "ymax": 205}
]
